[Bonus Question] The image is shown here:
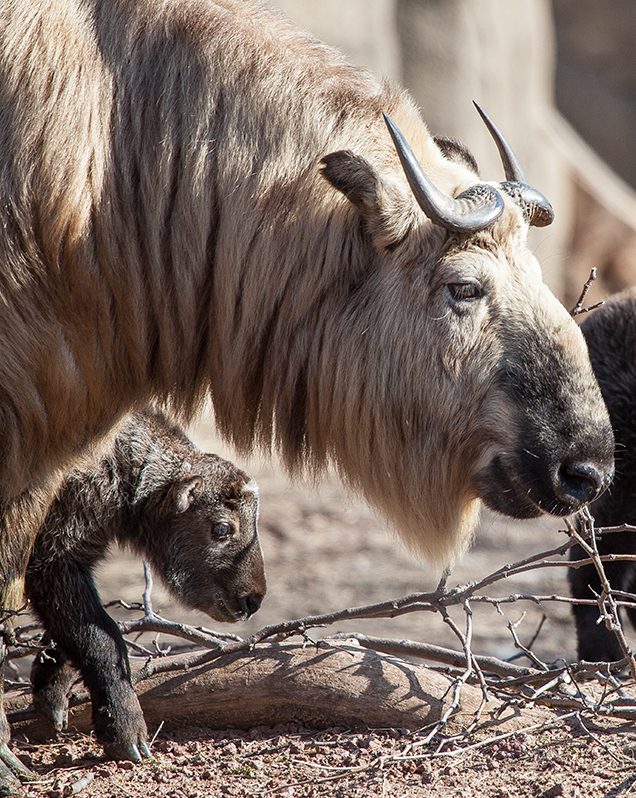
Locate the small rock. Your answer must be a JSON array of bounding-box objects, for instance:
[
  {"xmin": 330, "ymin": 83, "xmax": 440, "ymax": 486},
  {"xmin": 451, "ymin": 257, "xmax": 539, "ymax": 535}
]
[
  {"xmin": 441, "ymin": 765, "xmax": 459, "ymax": 778},
  {"xmin": 623, "ymin": 743, "xmax": 636, "ymax": 758}
]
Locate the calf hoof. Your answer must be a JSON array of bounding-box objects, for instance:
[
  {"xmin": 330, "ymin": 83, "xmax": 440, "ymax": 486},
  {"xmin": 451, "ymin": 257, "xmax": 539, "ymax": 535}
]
[{"xmin": 94, "ymin": 693, "xmax": 152, "ymax": 763}]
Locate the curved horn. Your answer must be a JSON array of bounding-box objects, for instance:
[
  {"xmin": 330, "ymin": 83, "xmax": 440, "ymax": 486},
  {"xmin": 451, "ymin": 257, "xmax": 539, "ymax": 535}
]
[
  {"xmin": 472, "ymin": 101, "xmax": 525, "ymax": 182},
  {"xmin": 473, "ymin": 101, "xmax": 555, "ymax": 227},
  {"xmin": 383, "ymin": 113, "xmax": 504, "ymax": 234},
  {"xmin": 499, "ymin": 182, "xmax": 555, "ymax": 228}
]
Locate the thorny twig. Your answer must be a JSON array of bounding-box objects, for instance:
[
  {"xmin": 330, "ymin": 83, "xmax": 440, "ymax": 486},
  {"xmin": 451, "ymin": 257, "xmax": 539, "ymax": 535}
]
[
  {"xmin": 6, "ymin": 521, "xmax": 636, "ymax": 755},
  {"xmin": 570, "ymin": 267, "xmax": 604, "ymax": 318},
  {"xmin": 566, "ymin": 511, "xmax": 636, "ymax": 680}
]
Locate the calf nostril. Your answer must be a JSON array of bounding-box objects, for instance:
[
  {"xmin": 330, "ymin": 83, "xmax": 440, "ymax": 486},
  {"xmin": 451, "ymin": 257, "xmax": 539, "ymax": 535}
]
[
  {"xmin": 557, "ymin": 461, "xmax": 604, "ymax": 504},
  {"xmin": 239, "ymin": 592, "xmax": 263, "ymax": 618}
]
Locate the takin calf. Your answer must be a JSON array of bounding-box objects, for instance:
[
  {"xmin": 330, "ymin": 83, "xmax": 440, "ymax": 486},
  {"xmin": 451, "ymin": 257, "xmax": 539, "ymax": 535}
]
[
  {"xmin": 25, "ymin": 408, "xmax": 265, "ymax": 761},
  {"xmin": 570, "ymin": 288, "xmax": 636, "ymax": 662}
]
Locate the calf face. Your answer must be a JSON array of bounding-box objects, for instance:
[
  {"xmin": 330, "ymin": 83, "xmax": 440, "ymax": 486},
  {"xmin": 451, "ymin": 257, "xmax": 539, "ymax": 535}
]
[
  {"xmin": 26, "ymin": 409, "xmax": 266, "ymax": 761},
  {"xmin": 145, "ymin": 466, "xmax": 265, "ymax": 622}
]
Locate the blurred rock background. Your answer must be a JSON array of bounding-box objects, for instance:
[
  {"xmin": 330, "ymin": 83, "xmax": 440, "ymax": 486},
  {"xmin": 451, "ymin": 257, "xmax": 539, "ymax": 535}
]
[{"xmin": 274, "ymin": 0, "xmax": 636, "ymax": 306}]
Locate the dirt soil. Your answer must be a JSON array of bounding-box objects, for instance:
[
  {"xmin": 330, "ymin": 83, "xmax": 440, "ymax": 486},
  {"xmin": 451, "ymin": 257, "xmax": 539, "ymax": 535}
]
[{"xmin": 7, "ymin": 411, "xmax": 636, "ymax": 797}]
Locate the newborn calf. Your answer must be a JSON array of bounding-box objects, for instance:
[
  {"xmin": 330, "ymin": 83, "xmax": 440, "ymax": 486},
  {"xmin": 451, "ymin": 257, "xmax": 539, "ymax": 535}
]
[
  {"xmin": 26, "ymin": 408, "xmax": 265, "ymax": 761},
  {"xmin": 570, "ymin": 288, "xmax": 636, "ymax": 661}
]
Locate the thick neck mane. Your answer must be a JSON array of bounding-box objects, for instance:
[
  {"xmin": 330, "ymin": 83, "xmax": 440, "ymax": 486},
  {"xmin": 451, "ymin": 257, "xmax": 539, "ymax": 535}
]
[
  {"xmin": 0, "ymin": 0, "xmax": 427, "ymax": 492},
  {"xmin": 1, "ymin": 0, "xmax": 477, "ymax": 567}
]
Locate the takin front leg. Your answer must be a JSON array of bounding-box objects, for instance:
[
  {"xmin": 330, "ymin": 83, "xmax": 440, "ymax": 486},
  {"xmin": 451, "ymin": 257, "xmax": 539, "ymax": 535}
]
[
  {"xmin": 0, "ymin": 490, "xmax": 54, "ymax": 794},
  {"xmin": 26, "ymin": 563, "xmax": 151, "ymax": 762},
  {"xmin": 569, "ymin": 538, "xmax": 635, "ymax": 663}
]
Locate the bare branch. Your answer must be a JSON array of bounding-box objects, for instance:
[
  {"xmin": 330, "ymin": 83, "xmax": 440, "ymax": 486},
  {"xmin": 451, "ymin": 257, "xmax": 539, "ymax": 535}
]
[
  {"xmin": 570, "ymin": 267, "xmax": 604, "ymax": 318},
  {"xmin": 8, "ymin": 518, "xmax": 636, "ymax": 753}
]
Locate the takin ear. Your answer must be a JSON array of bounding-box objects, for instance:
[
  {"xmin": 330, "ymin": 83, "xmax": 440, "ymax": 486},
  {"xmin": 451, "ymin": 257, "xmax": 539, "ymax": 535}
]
[
  {"xmin": 433, "ymin": 136, "xmax": 480, "ymax": 176},
  {"xmin": 320, "ymin": 150, "xmax": 416, "ymax": 251},
  {"xmin": 164, "ymin": 476, "xmax": 204, "ymax": 515}
]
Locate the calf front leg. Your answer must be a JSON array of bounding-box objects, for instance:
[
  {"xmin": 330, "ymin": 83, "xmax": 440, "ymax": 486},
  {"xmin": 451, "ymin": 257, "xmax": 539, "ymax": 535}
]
[{"xmin": 26, "ymin": 562, "xmax": 151, "ymax": 762}]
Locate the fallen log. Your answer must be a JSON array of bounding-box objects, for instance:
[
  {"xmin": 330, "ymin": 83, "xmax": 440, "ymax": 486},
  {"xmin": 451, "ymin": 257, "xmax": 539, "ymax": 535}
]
[{"xmin": 7, "ymin": 640, "xmax": 551, "ymax": 739}]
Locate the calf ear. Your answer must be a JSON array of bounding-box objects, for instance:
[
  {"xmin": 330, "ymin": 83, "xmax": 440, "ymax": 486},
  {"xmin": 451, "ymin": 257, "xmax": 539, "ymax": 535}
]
[
  {"xmin": 167, "ymin": 476, "xmax": 204, "ymax": 514},
  {"xmin": 320, "ymin": 150, "xmax": 416, "ymax": 251}
]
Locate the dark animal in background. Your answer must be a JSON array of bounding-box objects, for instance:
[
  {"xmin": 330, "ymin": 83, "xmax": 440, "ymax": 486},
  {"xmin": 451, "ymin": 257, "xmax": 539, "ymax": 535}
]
[
  {"xmin": 0, "ymin": 0, "xmax": 614, "ymax": 787},
  {"xmin": 26, "ymin": 408, "xmax": 265, "ymax": 761},
  {"xmin": 569, "ymin": 288, "xmax": 636, "ymax": 662}
]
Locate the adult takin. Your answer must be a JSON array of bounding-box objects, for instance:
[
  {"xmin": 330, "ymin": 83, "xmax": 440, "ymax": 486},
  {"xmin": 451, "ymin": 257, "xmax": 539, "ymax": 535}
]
[
  {"xmin": 26, "ymin": 407, "xmax": 265, "ymax": 762},
  {"xmin": 569, "ymin": 288, "xmax": 636, "ymax": 662},
  {"xmin": 0, "ymin": 0, "xmax": 613, "ymax": 788}
]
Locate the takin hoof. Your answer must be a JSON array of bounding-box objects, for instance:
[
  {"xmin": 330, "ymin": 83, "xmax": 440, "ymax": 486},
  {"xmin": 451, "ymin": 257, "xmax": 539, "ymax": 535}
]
[
  {"xmin": 103, "ymin": 739, "xmax": 152, "ymax": 764},
  {"xmin": 0, "ymin": 745, "xmax": 35, "ymax": 795},
  {"xmin": 94, "ymin": 697, "xmax": 152, "ymax": 763}
]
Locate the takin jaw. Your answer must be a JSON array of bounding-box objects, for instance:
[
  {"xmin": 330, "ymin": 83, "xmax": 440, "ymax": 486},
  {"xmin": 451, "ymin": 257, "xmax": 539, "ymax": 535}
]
[
  {"xmin": 472, "ymin": 287, "xmax": 614, "ymax": 523},
  {"xmin": 327, "ymin": 233, "xmax": 614, "ymax": 568},
  {"xmin": 317, "ymin": 117, "xmax": 613, "ymax": 567}
]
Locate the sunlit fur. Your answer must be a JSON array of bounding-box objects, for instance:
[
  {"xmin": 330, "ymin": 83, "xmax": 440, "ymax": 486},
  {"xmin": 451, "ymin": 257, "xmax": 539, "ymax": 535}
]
[{"xmin": 0, "ymin": 0, "xmax": 612, "ymax": 596}]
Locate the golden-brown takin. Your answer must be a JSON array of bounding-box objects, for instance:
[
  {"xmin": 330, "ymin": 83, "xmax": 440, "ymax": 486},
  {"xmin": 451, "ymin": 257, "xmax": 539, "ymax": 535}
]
[{"xmin": 0, "ymin": 0, "xmax": 613, "ymax": 787}]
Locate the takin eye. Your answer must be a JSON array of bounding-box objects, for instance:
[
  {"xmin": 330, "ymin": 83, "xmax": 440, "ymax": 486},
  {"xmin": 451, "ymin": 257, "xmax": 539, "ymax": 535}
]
[
  {"xmin": 212, "ymin": 522, "xmax": 234, "ymax": 542},
  {"xmin": 446, "ymin": 282, "xmax": 483, "ymax": 303}
]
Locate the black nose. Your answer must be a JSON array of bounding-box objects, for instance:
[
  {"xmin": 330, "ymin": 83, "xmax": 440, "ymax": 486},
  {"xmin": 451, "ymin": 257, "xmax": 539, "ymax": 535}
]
[
  {"xmin": 556, "ymin": 461, "xmax": 605, "ymax": 505},
  {"xmin": 238, "ymin": 592, "xmax": 263, "ymax": 618}
]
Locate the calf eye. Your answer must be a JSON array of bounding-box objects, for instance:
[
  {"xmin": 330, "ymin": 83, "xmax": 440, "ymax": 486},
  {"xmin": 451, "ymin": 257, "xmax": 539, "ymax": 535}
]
[
  {"xmin": 447, "ymin": 282, "xmax": 482, "ymax": 302},
  {"xmin": 212, "ymin": 522, "xmax": 233, "ymax": 541}
]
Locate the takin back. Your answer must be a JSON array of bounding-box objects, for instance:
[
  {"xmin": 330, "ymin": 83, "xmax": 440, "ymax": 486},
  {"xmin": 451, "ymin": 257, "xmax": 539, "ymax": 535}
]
[
  {"xmin": 26, "ymin": 407, "xmax": 265, "ymax": 762},
  {"xmin": 0, "ymin": 0, "xmax": 614, "ymax": 788}
]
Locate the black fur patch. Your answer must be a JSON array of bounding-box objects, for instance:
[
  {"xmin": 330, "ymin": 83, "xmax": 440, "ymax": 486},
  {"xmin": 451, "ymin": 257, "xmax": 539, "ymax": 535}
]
[{"xmin": 433, "ymin": 136, "xmax": 480, "ymax": 176}]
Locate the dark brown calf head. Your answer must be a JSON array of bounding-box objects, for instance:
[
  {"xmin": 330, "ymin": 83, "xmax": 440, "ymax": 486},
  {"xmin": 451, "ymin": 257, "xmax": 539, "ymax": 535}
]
[{"xmin": 144, "ymin": 457, "xmax": 265, "ymax": 623}]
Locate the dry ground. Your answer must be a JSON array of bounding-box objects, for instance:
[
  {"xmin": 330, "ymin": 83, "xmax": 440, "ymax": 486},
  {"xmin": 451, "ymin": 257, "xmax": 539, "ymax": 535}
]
[{"xmin": 7, "ymin": 411, "xmax": 636, "ymax": 797}]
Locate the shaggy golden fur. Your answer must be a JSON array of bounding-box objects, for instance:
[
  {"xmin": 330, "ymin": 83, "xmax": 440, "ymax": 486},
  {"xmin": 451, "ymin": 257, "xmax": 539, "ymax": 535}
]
[{"xmin": 0, "ymin": 0, "xmax": 612, "ymax": 600}]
